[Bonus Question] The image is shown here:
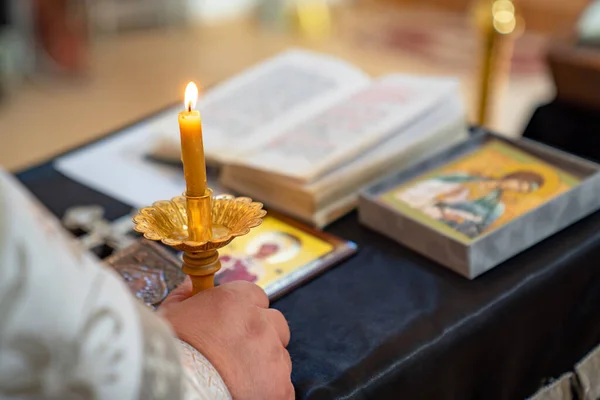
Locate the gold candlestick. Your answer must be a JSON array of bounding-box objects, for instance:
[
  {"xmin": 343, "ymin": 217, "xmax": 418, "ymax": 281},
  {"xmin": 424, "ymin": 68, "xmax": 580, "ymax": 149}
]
[
  {"xmin": 474, "ymin": 0, "xmax": 519, "ymax": 127},
  {"xmin": 133, "ymin": 194, "xmax": 266, "ymax": 295}
]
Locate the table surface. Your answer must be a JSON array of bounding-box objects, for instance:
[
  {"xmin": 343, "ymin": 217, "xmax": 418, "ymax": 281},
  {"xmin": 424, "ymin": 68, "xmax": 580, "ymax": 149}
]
[
  {"xmin": 17, "ymin": 119, "xmax": 600, "ymax": 398},
  {"xmin": 0, "ymin": 4, "xmax": 552, "ymax": 171}
]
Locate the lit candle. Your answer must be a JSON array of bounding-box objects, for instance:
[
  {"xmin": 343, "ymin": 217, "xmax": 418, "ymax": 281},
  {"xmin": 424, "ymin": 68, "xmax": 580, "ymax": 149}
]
[
  {"xmin": 179, "ymin": 82, "xmax": 211, "ymax": 242},
  {"xmin": 179, "ymin": 82, "xmax": 207, "ymax": 197}
]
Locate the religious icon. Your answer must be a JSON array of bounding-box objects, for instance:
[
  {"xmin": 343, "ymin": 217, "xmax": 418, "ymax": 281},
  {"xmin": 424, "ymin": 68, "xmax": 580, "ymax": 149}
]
[
  {"xmin": 119, "ymin": 263, "xmax": 169, "ymax": 307},
  {"xmin": 105, "ymin": 240, "xmax": 187, "ymax": 308},
  {"xmin": 217, "ymin": 231, "xmax": 302, "ymax": 285},
  {"xmin": 105, "ymin": 213, "xmax": 355, "ymax": 305},
  {"xmin": 105, "ymin": 212, "xmax": 356, "ymax": 304},
  {"xmin": 393, "ymin": 170, "xmax": 545, "ymax": 238},
  {"xmin": 215, "ymin": 213, "xmax": 356, "ymax": 299},
  {"xmin": 380, "ymin": 140, "xmax": 580, "ymax": 241}
]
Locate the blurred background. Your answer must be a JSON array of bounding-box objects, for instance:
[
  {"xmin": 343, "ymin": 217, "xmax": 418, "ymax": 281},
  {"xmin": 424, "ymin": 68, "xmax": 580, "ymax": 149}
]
[{"xmin": 0, "ymin": 0, "xmax": 596, "ymax": 171}]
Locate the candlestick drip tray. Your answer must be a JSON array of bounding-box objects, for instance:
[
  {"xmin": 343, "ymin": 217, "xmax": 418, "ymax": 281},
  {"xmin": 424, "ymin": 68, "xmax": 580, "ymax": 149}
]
[{"xmin": 133, "ymin": 194, "xmax": 266, "ymax": 253}]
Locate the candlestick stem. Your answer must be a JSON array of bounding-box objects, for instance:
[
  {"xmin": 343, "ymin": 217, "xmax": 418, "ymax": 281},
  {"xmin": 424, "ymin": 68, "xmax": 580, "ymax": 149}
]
[{"xmin": 182, "ymin": 250, "xmax": 221, "ymax": 295}]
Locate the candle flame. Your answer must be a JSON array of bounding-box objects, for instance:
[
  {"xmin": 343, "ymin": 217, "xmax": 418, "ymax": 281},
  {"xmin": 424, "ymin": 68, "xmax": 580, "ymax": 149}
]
[{"xmin": 184, "ymin": 82, "xmax": 199, "ymax": 112}]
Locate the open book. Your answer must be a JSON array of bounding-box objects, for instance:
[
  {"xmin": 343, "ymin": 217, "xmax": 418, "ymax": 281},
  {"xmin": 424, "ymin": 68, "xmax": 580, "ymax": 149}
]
[{"xmin": 151, "ymin": 49, "xmax": 468, "ymax": 227}]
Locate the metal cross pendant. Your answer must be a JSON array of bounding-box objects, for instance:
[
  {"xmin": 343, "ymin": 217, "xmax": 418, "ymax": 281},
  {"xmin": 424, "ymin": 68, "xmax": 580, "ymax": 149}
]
[{"xmin": 62, "ymin": 205, "xmax": 137, "ymax": 258}]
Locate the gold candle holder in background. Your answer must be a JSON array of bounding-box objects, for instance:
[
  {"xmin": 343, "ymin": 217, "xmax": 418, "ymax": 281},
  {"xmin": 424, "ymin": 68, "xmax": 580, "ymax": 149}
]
[
  {"xmin": 133, "ymin": 193, "xmax": 266, "ymax": 295},
  {"xmin": 293, "ymin": 0, "xmax": 332, "ymax": 39},
  {"xmin": 474, "ymin": 0, "xmax": 520, "ymax": 127}
]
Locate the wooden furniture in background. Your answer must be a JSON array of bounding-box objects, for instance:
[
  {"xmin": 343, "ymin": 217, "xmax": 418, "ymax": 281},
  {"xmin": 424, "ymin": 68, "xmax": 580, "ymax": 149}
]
[{"xmin": 547, "ymin": 38, "xmax": 600, "ymax": 110}]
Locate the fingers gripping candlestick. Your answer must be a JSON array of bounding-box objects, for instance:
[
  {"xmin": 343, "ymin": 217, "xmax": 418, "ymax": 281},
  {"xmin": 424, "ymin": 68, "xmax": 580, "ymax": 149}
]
[{"xmin": 133, "ymin": 82, "xmax": 266, "ymax": 295}]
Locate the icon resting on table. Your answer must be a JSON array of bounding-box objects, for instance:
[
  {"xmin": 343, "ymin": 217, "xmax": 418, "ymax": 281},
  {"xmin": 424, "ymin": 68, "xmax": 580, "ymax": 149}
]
[
  {"xmin": 380, "ymin": 140, "xmax": 578, "ymax": 241},
  {"xmin": 120, "ymin": 263, "xmax": 169, "ymax": 306},
  {"xmin": 217, "ymin": 231, "xmax": 302, "ymax": 284},
  {"xmin": 395, "ymin": 170, "xmax": 545, "ymax": 238}
]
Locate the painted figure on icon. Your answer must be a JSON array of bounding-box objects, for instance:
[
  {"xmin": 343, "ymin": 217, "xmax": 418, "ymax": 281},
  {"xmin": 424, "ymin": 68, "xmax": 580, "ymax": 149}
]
[
  {"xmin": 396, "ymin": 170, "xmax": 545, "ymax": 238},
  {"xmin": 217, "ymin": 231, "xmax": 302, "ymax": 284}
]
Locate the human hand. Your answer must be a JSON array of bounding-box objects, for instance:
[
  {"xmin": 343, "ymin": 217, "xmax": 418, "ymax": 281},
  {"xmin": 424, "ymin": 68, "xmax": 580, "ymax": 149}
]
[{"xmin": 160, "ymin": 278, "xmax": 293, "ymax": 400}]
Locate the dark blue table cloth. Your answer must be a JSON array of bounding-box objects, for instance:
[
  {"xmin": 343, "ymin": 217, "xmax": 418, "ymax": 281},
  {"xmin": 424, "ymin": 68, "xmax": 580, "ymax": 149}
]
[
  {"xmin": 524, "ymin": 100, "xmax": 600, "ymax": 165},
  {"xmin": 16, "ymin": 119, "xmax": 600, "ymax": 400}
]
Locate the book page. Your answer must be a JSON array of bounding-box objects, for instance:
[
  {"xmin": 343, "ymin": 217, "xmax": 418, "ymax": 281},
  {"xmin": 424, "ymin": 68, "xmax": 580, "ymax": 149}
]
[
  {"xmin": 151, "ymin": 49, "xmax": 371, "ymax": 163},
  {"xmin": 54, "ymin": 108, "xmax": 228, "ymax": 209},
  {"xmin": 232, "ymin": 75, "xmax": 462, "ymax": 182},
  {"xmin": 305, "ymin": 96, "xmax": 467, "ymax": 195}
]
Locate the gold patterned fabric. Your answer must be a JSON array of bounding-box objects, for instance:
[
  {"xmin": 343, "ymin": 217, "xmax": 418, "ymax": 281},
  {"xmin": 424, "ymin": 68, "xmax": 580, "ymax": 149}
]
[
  {"xmin": 529, "ymin": 374, "xmax": 574, "ymax": 400},
  {"xmin": 576, "ymin": 345, "xmax": 600, "ymax": 400},
  {"xmin": 527, "ymin": 344, "xmax": 600, "ymax": 399},
  {"xmin": 0, "ymin": 170, "xmax": 230, "ymax": 400}
]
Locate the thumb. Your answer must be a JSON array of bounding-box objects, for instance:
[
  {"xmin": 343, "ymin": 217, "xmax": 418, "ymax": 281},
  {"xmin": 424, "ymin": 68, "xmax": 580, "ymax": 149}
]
[{"xmin": 159, "ymin": 276, "xmax": 193, "ymax": 311}]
